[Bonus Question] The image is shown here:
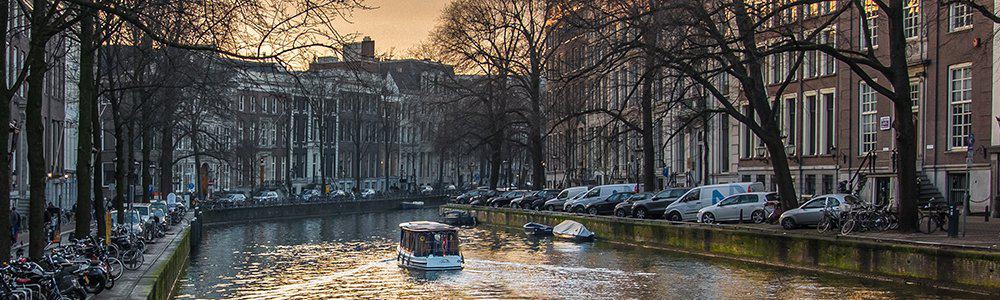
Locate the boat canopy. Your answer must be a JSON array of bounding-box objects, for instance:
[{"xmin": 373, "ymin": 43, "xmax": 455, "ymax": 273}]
[
  {"xmin": 399, "ymin": 222, "xmax": 460, "ymax": 256},
  {"xmin": 399, "ymin": 221, "xmax": 457, "ymax": 232},
  {"xmin": 552, "ymin": 220, "xmax": 594, "ymax": 238}
]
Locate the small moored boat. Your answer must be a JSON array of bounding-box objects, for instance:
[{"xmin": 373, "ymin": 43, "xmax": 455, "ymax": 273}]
[
  {"xmin": 400, "ymin": 201, "xmax": 425, "ymax": 209},
  {"xmin": 552, "ymin": 220, "xmax": 595, "ymax": 242},
  {"xmin": 522, "ymin": 222, "xmax": 553, "ymax": 236},
  {"xmin": 440, "ymin": 210, "xmax": 476, "ymax": 226},
  {"xmin": 397, "ymin": 221, "xmax": 463, "ymax": 271}
]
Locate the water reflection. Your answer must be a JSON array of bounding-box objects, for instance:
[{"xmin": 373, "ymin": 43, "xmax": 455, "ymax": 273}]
[{"xmin": 176, "ymin": 208, "xmax": 954, "ymax": 299}]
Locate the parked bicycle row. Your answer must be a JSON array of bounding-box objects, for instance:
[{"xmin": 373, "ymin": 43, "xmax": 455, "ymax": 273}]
[{"xmin": 452, "ymin": 182, "xmax": 943, "ymax": 235}]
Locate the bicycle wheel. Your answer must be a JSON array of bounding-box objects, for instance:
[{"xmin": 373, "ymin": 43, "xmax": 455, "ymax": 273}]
[
  {"xmin": 873, "ymin": 215, "xmax": 890, "ymax": 231},
  {"xmin": 123, "ymin": 250, "xmax": 144, "ymax": 270},
  {"xmin": 840, "ymin": 218, "xmax": 856, "ymax": 235},
  {"xmin": 817, "ymin": 214, "xmax": 832, "ymax": 233},
  {"xmin": 107, "ymin": 244, "xmax": 120, "ymax": 259},
  {"xmin": 106, "ymin": 258, "xmax": 125, "ymax": 280},
  {"xmin": 919, "ymin": 215, "xmax": 938, "ymax": 234}
]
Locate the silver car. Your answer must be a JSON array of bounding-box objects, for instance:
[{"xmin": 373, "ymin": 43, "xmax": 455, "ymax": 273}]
[{"xmin": 779, "ymin": 194, "xmax": 860, "ymax": 229}]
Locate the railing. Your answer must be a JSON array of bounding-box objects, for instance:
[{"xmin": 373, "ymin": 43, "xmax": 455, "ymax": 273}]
[{"xmin": 200, "ymin": 191, "xmax": 458, "ymax": 211}]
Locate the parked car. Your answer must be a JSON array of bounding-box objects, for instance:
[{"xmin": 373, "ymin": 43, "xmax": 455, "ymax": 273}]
[
  {"xmin": 663, "ymin": 182, "xmax": 765, "ymax": 221},
  {"xmin": 485, "ymin": 190, "xmax": 528, "ymax": 207},
  {"xmin": 110, "ymin": 209, "xmax": 144, "ymax": 236},
  {"xmin": 542, "ymin": 186, "xmax": 590, "ymax": 211},
  {"xmin": 581, "ymin": 191, "xmax": 636, "ymax": 215},
  {"xmin": 697, "ymin": 192, "xmax": 777, "ymax": 224},
  {"xmin": 301, "ymin": 189, "xmax": 321, "ymax": 201},
  {"xmin": 511, "ymin": 189, "xmax": 560, "ymax": 209},
  {"xmin": 361, "ymin": 188, "xmax": 377, "ymax": 198},
  {"xmin": 132, "ymin": 203, "xmax": 153, "ymax": 224},
  {"xmin": 466, "ymin": 190, "xmax": 499, "ymax": 205},
  {"xmin": 219, "ymin": 192, "xmax": 247, "ymax": 204},
  {"xmin": 254, "ymin": 191, "xmax": 280, "ymax": 202},
  {"xmin": 566, "ymin": 183, "xmax": 640, "ymax": 212},
  {"xmin": 614, "ymin": 192, "xmax": 654, "ymax": 217},
  {"xmin": 445, "ymin": 184, "xmax": 457, "ymax": 191},
  {"xmin": 779, "ymin": 194, "xmax": 860, "ymax": 229},
  {"xmin": 628, "ymin": 188, "xmax": 691, "ymax": 219},
  {"xmin": 420, "ymin": 185, "xmax": 435, "ymax": 194}
]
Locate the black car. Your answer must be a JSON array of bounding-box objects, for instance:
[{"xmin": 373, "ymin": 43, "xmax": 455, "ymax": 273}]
[
  {"xmin": 486, "ymin": 190, "xmax": 529, "ymax": 207},
  {"xmin": 629, "ymin": 188, "xmax": 690, "ymax": 219},
  {"xmin": 452, "ymin": 189, "xmax": 483, "ymax": 204},
  {"xmin": 511, "ymin": 189, "xmax": 560, "ymax": 209},
  {"xmin": 467, "ymin": 190, "xmax": 499, "ymax": 205},
  {"xmin": 613, "ymin": 192, "xmax": 654, "ymax": 217},
  {"xmin": 582, "ymin": 192, "xmax": 636, "ymax": 215}
]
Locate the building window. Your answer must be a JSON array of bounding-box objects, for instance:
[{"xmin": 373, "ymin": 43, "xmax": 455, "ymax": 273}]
[
  {"xmin": 903, "ymin": 0, "xmax": 920, "ymax": 39},
  {"xmin": 785, "ymin": 95, "xmax": 796, "ymax": 146},
  {"xmin": 822, "ymin": 91, "xmax": 835, "ymax": 154},
  {"xmin": 805, "ymin": 94, "xmax": 817, "ymax": 155},
  {"xmin": 860, "ymin": 82, "xmax": 877, "ymax": 154},
  {"xmin": 861, "ymin": 3, "xmax": 878, "ymax": 49},
  {"xmin": 804, "ymin": 49, "xmax": 818, "ymax": 78},
  {"xmin": 820, "ymin": 30, "xmax": 836, "ymax": 75},
  {"xmin": 822, "ymin": 174, "xmax": 834, "ymax": 194},
  {"xmin": 720, "ymin": 116, "xmax": 730, "ymax": 172},
  {"xmin": 948, "ymin": 64, "xmax": 972, "ymax": 149},
  {"xmin": 949, "ymin": 3, "xmax": 973, "ymax": 31},
  {"xmin": 805, "ymin": 174, "xmax": 817, "ymax": 195}
]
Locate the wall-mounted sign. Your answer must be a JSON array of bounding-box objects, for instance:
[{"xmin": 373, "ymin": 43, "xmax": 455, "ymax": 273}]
[{"xmin": 879, "ymin": 116, "xmax": 892, "ymax": 131}]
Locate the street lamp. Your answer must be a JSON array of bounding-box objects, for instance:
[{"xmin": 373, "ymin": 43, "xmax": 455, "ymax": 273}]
[{"xmin": 755, "ymin": 145, "xmax": 767, "ymax": 158}]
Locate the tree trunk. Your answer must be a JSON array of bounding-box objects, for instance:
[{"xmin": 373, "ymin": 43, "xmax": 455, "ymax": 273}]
[
  {"xmin": 0, "ymin": 0, "xmax": 14, "ymax": 263},
  {"xmin": 92, "ymin": 68, "xmax": 106, "ymax": 240},
  {"xmin": 886, "ymin": 0, "xmax": 918, "ymax": 232},
  {"xmin": 113, "ymin": 105, "xmax": 125, "ymax": 223},
  {"xmin": 488, "ymin": 137, "xmax": 501, "ymax": 189},
  {"xmin": 640, "ymin": 44, "xmax": 658, "ymax": 192},
  {"xmin": 25, "ymin": 9, "xmax": 49, "ymax": 259},
  {"xmin": 141, "ymin": 125, "xmax": 151, "ymax": 202},
  {"xmin": 527, "ymin": 74, "xmax": 546, "ymax": 190},
  {"xmin": 74, "ymin": 8, "xmax": 96, "ymax": 238},
  {"xmin": 158, "ymin": 122, "xmax": 173, "ymax": 200}
]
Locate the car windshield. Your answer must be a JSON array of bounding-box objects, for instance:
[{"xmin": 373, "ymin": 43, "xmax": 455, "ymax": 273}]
[
  {"xmin": 113, "ymin": 212, "xmax": 141, "ymax": 224},
  {"xmin": 134, "ymin": 206, "xmax": 149, "ymax": 216},
  {"xmin": 501, "ymin": 191, "xmax": 517, "ymax": 197},
  {"xmin": 584, "ymin": 188, "xmax": 600, "ymax": 197},
  {"xmin": 669, "ymin": 189, "xmax": 690, "ymax": 197}
]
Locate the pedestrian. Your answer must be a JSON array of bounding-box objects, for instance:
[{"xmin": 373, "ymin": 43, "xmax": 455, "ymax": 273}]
[{"xmin": 10, "ymin": 206, "xmax": 20, "ymax": 245}]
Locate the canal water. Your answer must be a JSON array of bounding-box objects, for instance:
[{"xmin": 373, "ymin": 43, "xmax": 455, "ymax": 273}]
[{"xmin": 175, "ymin": 208, "xmax": 955, "ymax": 299}]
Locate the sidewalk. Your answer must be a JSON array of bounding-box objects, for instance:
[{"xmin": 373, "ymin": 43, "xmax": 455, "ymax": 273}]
[
  {"xmin": 11, "ymin": 217, "xmax": 80, "ymax": 255},
  {"xmin": 97, "ymin": 213, "xmax": 191, "ymax": 299},
  {"xmin": 741, "ymin": 216, "xmax": 1000, "ymax": 250}
]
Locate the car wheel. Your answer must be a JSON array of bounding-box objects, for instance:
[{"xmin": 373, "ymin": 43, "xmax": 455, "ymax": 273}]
[
  {"xmin": 634, "ymin": 208, "xmax": 648, "ymax": 219},
  {"xmin": 546, "ymin": 205, "xmax": 555, "ymax": 211},
  {"xmin": 701, "ymin": 212, "xmax": 716, "ymax": 224},
  {"xmin": 614, "ymin": 209, "xmax": 626, "ymax": 218},
  {"xmin": 751, "ymin": 210, "xmax": 766, "ymax": 224},
  {"xmin": 667, "ymin": 211, "xmax": 682, "ymax": 222},
  {"xmin": 587, "ymin": 207, "xmax": 599, "ymax": 215},
  {"xmin": 781, "ymin": 217, "xmax": 797, "ymax": 230}
]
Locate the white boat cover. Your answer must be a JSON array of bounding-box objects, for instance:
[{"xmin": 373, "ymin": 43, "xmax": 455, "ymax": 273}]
[{"xmin": 552, "ymin": 220, "xmax": 594, "ymax": 238}]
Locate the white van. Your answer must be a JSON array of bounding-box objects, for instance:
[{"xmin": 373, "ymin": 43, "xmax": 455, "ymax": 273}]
[
  {"xmin": 543, "ymin": 186, "xmax": 590, "ymax": 211},
  {"xmin": 564, "ymin": 183, "xmax": 640, "ymax": 212},
  {"xmin": 663, "ymin": 182, "xmax": 765, "ymax": 221}
]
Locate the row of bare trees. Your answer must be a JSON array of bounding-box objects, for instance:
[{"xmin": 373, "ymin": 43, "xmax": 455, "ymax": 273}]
[
  {"xmin": 0, "ymin": 0, "xmax": 369, "ymax": 261},
  {"xmin": 424, "ymin": 0, "xmax": 1000, "ymax": 231}
]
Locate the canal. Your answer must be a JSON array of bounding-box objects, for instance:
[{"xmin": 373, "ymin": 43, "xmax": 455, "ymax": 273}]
[{"xmin": 176, "ymin": 208, "xmax": 956, "ymax": 299}]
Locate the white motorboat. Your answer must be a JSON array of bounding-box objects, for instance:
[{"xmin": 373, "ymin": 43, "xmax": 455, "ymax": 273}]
[{"xmin": 397, "ymin": 221, "xmax": 463, "ymax": 271}]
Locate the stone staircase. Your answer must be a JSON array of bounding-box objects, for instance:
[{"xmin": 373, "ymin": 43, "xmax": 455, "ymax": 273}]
[{"xmin": 916, "ymin": 173, "xmax": 945, "ymax": 205}]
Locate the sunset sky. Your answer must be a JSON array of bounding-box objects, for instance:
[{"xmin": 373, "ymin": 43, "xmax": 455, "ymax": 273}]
[{"xmin": 331, "ymin": 0, "xmax": 452, "ymax": 57}]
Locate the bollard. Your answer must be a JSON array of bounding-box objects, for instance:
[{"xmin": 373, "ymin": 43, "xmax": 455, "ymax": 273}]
[{"xmin": 986, "ymin": 205, "xmax": 990, "ymax": 222}]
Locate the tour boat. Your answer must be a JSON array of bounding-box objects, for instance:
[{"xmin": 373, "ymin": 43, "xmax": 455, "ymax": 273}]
[{"xmin": 397, "ymin": 221, "xmax": 464, "ymax": 271}]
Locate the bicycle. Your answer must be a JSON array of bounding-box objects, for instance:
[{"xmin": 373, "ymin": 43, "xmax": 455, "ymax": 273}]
[{"xmin": 918, "ymin": 202, "xmax": 950, "ymax": 234}]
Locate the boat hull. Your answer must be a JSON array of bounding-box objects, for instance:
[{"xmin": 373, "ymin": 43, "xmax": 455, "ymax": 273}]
[
  {"xmin": 397, "ymin": 248, "xmax": 463, "ymax": 271},
  {"xmin": 554, "ymin": 233, "xmax": 595, "ymax": 242}
]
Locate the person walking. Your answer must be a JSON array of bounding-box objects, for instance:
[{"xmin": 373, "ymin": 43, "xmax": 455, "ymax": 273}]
[{"xmin": 10, "ymin": 206, "xmax": 20, "ymax": 247}]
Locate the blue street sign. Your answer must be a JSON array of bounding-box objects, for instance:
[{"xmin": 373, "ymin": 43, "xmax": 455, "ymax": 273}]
[
  {"xmin": 187, "ymin": 183, "xmax": 195, "ymax": 190},
  {"xmin": 662, "ymin": 167, "xmax": 670, "ymax": 177}
]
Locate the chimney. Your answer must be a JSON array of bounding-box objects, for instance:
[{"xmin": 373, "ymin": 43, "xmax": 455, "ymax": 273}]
[{"xmin": 361, "ymin": 36, "xmax": 375, "ymax": 59}]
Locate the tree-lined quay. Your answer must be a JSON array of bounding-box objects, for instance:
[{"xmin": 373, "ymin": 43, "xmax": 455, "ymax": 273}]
[{"xmin": 3, "ymin": 0, "xmax": 1000, "ymax": 298}]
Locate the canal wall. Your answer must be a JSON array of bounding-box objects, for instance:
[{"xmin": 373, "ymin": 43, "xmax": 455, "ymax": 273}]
[
  {"xmin": 201, "ymin": 196, "xmax": 449, "ymax": 225},
  {"xmin": 144, "ymin": 227, "xmax": 191, "ymax": 300},
  {"xmin": 445, "ymin": 205, "xmax": 1000, "ymax": 296}
]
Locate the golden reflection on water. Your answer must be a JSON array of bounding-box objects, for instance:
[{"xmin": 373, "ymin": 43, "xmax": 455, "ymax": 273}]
[{"xmin": 175, "ymin": 209, "xmax": 952, "ymax": 299}]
